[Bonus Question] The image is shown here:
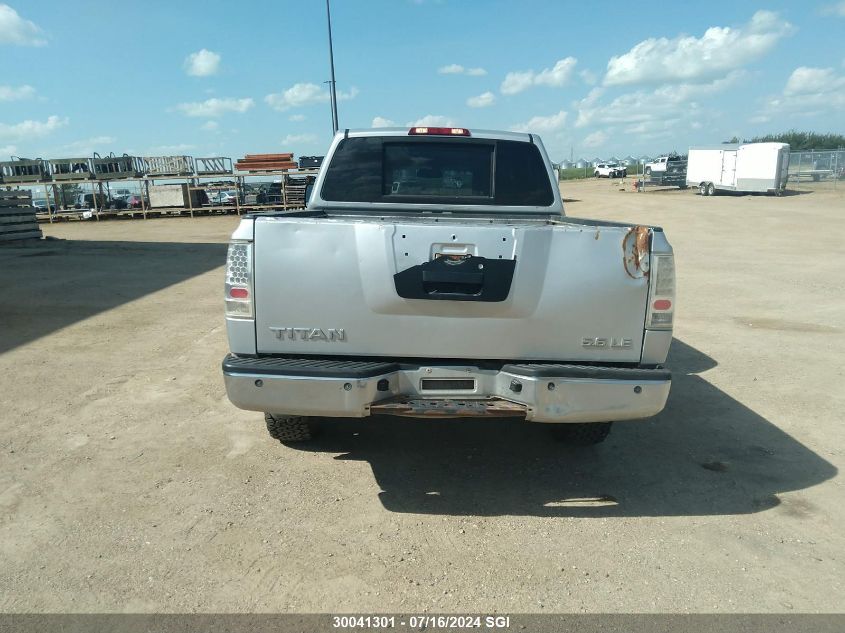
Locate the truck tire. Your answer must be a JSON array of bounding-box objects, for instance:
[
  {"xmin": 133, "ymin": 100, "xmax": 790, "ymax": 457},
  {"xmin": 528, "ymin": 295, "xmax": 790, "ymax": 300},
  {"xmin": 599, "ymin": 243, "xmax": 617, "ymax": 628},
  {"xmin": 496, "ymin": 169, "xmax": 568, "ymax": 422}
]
[
  {"xmin": 594, "ymin": 171, "xmax": 600, "ymax": 178},
  {"xmin": 264, "ymin": 413, "xmax": 316, "ymax": 443},
  {"xmin": 706, "ymin": 182, "xmax": 715, "ymax": 196},
  {"xmin": 551, "ymin": 422, "xmax": 612, "ymax": 445}
]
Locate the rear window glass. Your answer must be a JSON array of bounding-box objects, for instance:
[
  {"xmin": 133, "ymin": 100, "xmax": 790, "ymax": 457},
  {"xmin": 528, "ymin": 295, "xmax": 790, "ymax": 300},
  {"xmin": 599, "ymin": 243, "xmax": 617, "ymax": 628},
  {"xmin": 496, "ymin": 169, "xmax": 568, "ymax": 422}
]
[
  {"xmin": 320, "ymin": 137, "xmax": 553, "ymax": 206},
  {"xmin": 383, "ymin": 143, "xmax": 492, "ymax": 199}
]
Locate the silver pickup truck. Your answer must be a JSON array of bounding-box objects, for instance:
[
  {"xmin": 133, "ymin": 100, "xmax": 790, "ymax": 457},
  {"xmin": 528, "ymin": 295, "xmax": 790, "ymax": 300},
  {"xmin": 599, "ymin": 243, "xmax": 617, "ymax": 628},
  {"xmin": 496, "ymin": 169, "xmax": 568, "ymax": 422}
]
[{"xmin": 222, "ymin": 127, "xmax": 675, "ymax": 445}]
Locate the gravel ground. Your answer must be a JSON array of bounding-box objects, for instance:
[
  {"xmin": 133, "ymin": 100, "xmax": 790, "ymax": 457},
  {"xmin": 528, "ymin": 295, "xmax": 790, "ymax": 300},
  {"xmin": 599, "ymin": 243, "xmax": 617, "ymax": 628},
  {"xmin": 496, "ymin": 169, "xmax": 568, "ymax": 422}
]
[{"xmin": 0, "ymin": 179, "xmax": 843, "ymax": 613}]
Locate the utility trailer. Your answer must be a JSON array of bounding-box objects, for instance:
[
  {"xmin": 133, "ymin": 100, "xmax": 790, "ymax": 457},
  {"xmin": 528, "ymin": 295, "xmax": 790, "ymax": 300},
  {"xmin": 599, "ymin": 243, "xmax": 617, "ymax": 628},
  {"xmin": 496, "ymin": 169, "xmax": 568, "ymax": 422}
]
[{"xmin": 687, "ymin": 142, "xmax": 789, "ymax": 196}]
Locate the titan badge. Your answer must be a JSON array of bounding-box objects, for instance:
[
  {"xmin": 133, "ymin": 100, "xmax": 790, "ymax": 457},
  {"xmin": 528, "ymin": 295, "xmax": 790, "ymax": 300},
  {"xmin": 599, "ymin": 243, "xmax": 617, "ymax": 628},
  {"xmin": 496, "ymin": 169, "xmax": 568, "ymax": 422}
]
[{"xmin": 270, "ymin": 327, "xmax": 346, "ymax": 342}]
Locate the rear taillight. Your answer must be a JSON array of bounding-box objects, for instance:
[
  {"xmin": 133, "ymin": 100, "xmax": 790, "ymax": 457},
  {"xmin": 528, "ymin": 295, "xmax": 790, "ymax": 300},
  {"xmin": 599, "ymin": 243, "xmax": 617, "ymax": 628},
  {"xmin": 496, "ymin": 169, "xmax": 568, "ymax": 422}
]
[
  {"xmin": 408, "ymin": 127, "xmax": 470, "ymax": 136},
  {"xmin": 225, "ymin": 240, "xmax": 254, "ymax": 318},
  {"xmin": 646, "ymin": 254, "xmax": 675, "ymax": 330}
]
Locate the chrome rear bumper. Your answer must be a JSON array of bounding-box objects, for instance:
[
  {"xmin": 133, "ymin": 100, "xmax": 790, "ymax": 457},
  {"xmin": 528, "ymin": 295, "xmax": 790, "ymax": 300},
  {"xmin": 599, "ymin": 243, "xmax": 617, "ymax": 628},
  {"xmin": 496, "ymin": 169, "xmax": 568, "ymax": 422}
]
[{"xmin": 222, "ymin": 355, "xmax": 671, "ymax": 424}]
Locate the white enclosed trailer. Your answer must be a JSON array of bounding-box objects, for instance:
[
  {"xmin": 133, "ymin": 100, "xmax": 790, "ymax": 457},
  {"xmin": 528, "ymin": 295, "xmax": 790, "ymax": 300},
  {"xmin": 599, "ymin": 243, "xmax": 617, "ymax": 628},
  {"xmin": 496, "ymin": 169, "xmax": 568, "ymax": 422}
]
[{"xmin": 687, "ymin": 142, "xmax": 790, "ymax": 196}]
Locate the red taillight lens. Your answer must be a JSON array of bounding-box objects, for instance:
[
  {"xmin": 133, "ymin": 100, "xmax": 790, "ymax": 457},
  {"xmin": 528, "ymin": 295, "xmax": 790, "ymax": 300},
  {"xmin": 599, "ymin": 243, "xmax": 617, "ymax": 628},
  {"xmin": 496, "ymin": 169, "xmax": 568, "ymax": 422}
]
[
  {"xmin": 646, "ymin": 255, "xmax": 675, "ymax": 330},
  {"xmin": 408, "ymin": 127, "xmax": 470, "ymax": 136},
  {"xmin": 225, "ymin": 241, "xmax": 254, "ymax": 318}
]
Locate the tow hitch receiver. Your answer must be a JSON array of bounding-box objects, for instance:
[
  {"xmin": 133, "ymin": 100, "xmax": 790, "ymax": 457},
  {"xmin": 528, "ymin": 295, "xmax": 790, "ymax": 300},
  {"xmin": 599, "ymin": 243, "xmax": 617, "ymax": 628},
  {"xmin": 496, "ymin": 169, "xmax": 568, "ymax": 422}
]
[{"xmin": 370, "ymin": 398, "xmax": 527, "ymax": 418}]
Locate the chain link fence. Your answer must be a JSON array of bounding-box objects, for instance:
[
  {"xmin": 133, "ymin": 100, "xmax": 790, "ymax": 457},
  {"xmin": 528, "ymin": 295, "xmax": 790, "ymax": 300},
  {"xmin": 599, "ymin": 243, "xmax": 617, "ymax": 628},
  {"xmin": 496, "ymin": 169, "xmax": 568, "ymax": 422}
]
[{"xmin": 788, "ymin": 149, "xmax": 844, "ymax": 191}]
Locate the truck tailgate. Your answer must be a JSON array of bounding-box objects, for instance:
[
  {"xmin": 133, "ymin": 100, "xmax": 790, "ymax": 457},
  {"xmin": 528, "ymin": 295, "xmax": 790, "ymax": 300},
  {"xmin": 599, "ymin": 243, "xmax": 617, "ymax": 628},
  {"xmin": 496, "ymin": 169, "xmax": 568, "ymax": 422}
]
[{"xmin": 253, "ymin": 216, "xmax": 651, "ymax": 362}]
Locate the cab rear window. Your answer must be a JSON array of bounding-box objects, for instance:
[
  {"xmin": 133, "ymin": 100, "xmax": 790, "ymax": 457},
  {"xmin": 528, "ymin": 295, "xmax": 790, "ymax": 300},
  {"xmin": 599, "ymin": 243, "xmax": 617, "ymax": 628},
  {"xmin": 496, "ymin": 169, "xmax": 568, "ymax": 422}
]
[{"xmin": 320, "ymin": 137, "xmax": 554, "ymax": 206}]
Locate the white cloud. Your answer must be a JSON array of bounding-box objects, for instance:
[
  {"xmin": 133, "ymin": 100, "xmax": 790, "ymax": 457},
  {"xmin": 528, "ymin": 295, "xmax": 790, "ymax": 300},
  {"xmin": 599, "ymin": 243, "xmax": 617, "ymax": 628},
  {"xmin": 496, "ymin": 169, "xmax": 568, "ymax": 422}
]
[
  {"xmin": 0, "ymin": 144, "xmax": 17, "ymax": 156},
  {"xmin": 406, "ymin": 115, "xmax": 456, "ymax": 127},
  {"xmin": 438, "ymin": 64, "xmax": 487, "ymax": 76},
  {"xmin": 583, "ymin": 130, "xmax": 609, "ymax": 148},
  {"xmin": 201, "ymin": 121, "xmax": 219, "ymax": 131},
  {"xmin": 266, "ymin": 83, "xmax": 323, "ymax": 110},
  {"xmin": 184, "ymin": 49, "xmax": 220, "ymax": 76},
  {"xmin": 784, "ymin": 66, "xmax": 845, "ymax": 95},
  {"xmin": 289, "ymin": 114, "xmax": 306, "ymax": 122},
  {"xmin": 372, "ymin": 116, "xmax": 397, "ymax": 128},
  {"xmin": 0, "ymin": 84, "xmax": 35, "ymax": 101},
  {"xmin": 512, "ymin": 110, "xmax": 568, "ymax": 133},
  {"xmin": 46, "ymin": 136, "xmax": 116, "ymax": 156},
  {"xmin": 0, "ymin": 115, "xmax": 68, "ymax": 142},
  {"xmin": 576, "ymin": 71, "xmax": 745, "ymax": 130},
  {"xmin": 534, "ymin": 58, "xmax": 578, "ymax": 87},
  {"xmin": 281, "ymin": 133, "xmax": 317, "ymax": 145},
  {"xmin": 466, "ymin": 91, "xmax": 495, "ymax": 108},
  {"xmin": 758, "ymin": 66, "xmax": 845, "ymax": 119},
  {"xmin": 0, "ymin": 4, "xmax": 47, "ymax": 46},
  {"xmin": 175, "ymin": 97, "xmax": 254, "ymax": 117},
  {"xmin": 265, "ymin": 83, "xmax": 358, "ymax": 111},
  {"xmin": 579, "ymin": 70, "xmax": 597, "ymax": 85},
  {"xmin": 501, "ymin": 57, "xmax": 577, "ymax": 94},
  {"xmin": 501, "ymin": 71, "xmax": 534, "ymax": 95},
  {"xmin": 439, "ymin": 64, "xmax": 464, "ymax": 74},
  {"xmin": 821, "ymin": 1, "xmax": 845, "ymax": 16},
  {"xmin": 605, "ymin": 11, "xmax": 793, "ymax": 87}
]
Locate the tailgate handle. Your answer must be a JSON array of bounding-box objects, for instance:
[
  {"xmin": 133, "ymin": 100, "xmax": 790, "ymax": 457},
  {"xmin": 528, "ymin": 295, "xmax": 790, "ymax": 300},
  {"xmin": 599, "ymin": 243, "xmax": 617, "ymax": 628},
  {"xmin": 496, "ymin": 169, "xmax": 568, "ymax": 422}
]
[
  {"xmin": 394, "ymin": 256, "xmax": 515, "ymax": 302},
  {"xmin": 421, "ymin": 269, "xmax": 483, "ymax": 285}
]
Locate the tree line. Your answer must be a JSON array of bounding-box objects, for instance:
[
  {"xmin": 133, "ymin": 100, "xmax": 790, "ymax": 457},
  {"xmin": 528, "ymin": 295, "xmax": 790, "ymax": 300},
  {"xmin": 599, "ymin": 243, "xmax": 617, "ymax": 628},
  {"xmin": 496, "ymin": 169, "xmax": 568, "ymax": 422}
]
[{"xmin": 724, "ymin": 131, "xmax": 845, "ymax": 150}]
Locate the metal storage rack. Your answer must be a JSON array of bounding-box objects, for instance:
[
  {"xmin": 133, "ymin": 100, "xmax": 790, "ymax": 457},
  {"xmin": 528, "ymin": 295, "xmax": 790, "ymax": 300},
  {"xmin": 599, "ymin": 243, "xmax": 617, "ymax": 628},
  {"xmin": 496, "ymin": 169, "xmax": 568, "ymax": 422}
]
[
  {"xmin": 184, "ymin": 169, "xmax": 318, "ymax": 218},
  {"xmin": 0, "ymin": 149, "xmax": 318, "ymax": 222}
]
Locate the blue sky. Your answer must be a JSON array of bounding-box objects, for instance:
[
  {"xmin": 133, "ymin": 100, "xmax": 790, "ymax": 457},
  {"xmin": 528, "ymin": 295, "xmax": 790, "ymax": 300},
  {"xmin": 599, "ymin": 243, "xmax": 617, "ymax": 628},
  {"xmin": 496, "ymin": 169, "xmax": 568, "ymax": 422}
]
[{"xmin": 1, "ymin": 0, "xmax": 844, "ymax": 163}]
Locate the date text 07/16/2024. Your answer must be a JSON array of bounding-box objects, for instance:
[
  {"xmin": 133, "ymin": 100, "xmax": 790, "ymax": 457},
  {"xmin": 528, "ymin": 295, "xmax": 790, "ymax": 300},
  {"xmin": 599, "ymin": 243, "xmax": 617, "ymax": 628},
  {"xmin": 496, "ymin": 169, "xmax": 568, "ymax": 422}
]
[{"xmin": 332, "ymin": 615, "xmax": 511, "ymax": 629}]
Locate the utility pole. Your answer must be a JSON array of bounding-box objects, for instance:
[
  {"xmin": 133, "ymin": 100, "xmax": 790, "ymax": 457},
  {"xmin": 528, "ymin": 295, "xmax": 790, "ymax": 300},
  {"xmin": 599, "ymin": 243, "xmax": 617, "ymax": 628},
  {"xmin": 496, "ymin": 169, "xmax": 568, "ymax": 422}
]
[{"xmin": 326, "ymin": 0, "xmax": 339, "ymax": 135}]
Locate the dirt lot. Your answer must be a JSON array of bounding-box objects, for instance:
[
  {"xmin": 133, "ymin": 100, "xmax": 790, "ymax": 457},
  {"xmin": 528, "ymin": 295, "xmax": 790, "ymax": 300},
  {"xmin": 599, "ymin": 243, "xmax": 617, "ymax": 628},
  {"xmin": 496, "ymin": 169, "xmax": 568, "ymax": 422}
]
[{"xmin": 1, "ymin": 179, "xmax": 843, "ymax": 613}]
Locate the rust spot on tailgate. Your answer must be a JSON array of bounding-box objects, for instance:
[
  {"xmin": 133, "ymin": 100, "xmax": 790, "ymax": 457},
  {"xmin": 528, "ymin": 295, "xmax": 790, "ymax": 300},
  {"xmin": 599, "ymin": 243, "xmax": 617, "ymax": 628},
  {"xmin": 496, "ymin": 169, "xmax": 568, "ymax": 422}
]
[
  {"xmin": 370, "ymin": 398, "xmax": 527, "ymax": 418},
  {"xmin": 622, "ymin": 225, "xmax": 651, "ymax": 279}
]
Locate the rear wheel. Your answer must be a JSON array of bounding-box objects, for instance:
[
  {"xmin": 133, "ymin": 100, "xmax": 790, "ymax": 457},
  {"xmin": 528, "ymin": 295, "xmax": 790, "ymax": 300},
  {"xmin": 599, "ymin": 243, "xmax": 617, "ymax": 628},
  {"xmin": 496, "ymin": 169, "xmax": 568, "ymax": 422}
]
[
  {"xmin": 594, "ymin": 171, "xmax": 600, "ymax": 178},
  {"xmin": 550, "ymin": 422, "xmax": 613, "ymax": 446},
  {"xmin": 264, "ymin": 413, "xmax": 317, "ymax": 443},
  {"xmin": 706, "ymin": 182, "xmax": 716, "ymax": 196},
  {"xmin": 699, "ymin": 182, "xmax": 708, "ymax": 196}
]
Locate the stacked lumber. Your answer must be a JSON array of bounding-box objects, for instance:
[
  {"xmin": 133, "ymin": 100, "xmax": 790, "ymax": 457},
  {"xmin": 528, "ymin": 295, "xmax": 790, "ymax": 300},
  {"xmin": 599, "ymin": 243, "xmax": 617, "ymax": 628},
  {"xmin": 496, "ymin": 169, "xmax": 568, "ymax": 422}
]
[
  {"xmin": 235, "ymin": 153, "xmax": 298, "ymax": 172},
  {"xmin": 0, "ymin": 190, "xmax": 42, "ymax": 242}
]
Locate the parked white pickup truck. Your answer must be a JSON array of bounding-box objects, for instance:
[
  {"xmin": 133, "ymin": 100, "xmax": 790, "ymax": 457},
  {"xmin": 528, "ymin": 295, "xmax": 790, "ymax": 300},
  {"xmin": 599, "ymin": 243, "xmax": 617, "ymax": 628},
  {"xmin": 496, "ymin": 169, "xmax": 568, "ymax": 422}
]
[
  {"xmin": 644, "ymin": 154, "xmax": 684, "ymax": 176},
  {"xmin": 222, "ymin": 127, "xmax": 675, "ymax": 446}
]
